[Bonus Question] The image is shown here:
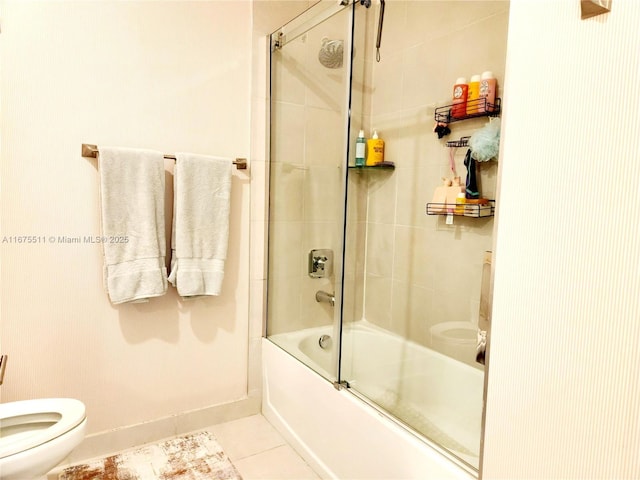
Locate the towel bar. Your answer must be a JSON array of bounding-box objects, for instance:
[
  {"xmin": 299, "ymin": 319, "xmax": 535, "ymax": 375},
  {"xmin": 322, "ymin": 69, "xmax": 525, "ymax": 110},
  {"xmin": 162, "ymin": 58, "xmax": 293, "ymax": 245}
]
[{"xmin": 81, "ymin": 144, "xmax": 247, "ymax": 170}]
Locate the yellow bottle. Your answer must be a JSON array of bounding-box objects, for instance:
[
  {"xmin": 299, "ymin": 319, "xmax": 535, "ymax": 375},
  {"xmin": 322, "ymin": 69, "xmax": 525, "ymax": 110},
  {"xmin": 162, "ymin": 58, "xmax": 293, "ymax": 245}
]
[
  {"xmin": 455, "ymin": 193, "xmax": 466, "ymax": 215},
  {"xmin": 466, "ymin": 74, "xmax": 481, "ymax": 115},
  {"xmin": 366, "ymin": 130, "xmax": 385, "ymax": 166}
]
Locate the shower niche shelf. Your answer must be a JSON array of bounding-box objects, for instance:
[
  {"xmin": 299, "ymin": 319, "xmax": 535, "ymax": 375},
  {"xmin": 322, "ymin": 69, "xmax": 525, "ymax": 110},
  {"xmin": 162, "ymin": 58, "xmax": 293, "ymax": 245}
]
[
  {"xmin": 434, "ymin": 97, "xmax": 501, "ymax": 124},
  {"xmin": 348, "ymin": 161, "xmax": 395, "ymax": 170},
  {"xmin": 426, "ymin": 200, "xmax": 495, "ymax": 218}
]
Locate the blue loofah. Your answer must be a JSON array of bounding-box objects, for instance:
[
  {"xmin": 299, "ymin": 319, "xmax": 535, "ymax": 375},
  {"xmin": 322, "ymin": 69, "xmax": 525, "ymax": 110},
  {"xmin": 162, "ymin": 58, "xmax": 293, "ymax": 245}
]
[{"xmin": 469, "ymin": 118, "xmax": 501, "ymax": 162}]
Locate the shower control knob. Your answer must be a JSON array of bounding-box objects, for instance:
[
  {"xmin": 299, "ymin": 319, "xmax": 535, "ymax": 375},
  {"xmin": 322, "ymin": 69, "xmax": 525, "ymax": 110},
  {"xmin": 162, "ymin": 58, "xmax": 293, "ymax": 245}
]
[
  {"xmin": 308, "ymin": 249, "xmax": 333, "ymax": 278},
  {"xmin": 314, "ymin": 256, "xmax": 327, "ymax": 270}
]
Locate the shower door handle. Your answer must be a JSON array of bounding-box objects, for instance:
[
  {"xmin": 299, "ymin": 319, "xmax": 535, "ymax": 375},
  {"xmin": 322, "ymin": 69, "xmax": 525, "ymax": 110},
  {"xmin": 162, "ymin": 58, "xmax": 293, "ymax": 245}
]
[{"xmin": 376, "ymin": 0, "xmax": 385, "ymax": 61}]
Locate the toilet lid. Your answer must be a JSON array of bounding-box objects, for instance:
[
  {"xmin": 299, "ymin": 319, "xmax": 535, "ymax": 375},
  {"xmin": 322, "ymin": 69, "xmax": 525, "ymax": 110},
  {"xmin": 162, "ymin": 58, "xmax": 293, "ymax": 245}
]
[{"xmin": 0, "ymin": 398, "xmax": 86, "ymax": 459}]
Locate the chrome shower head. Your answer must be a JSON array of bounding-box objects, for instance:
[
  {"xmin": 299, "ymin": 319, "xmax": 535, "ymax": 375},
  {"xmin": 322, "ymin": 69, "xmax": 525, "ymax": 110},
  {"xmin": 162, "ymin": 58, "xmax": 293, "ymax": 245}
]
[{"xmin": 318, "ymin": 37, "xmax": 343, "ymax": 69}]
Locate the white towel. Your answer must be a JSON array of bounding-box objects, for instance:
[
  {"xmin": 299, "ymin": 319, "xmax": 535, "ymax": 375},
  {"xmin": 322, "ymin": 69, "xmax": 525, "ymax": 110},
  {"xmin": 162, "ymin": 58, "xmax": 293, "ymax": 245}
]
[
  {"xmin": 168, "ymin": 153, "xmax": 232, "ymax": 297},
  {"xmin": 99, "ymin": 146, "xmax": 168, "ymax": 304}
]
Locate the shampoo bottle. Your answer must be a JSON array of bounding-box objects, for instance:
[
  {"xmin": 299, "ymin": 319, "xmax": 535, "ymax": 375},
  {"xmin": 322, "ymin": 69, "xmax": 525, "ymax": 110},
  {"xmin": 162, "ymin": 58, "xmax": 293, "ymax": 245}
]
[
  {"xmin": 466, "ymin": 74, "xmax": 481, "ymax": 115},
  {"xmin": 355, "ymin": 130, "xmax": 366, "ymax": 166},
  {"xmin": 451, "ymin": 77, "xmax": 468, "ymax": 119},
  {"xmin": 366, "ymin": 130, "xmax": 385, "ymax": 166},
  {"xmin": 479, "ymin": 71, "xmax": 497, "ymax": 113}
]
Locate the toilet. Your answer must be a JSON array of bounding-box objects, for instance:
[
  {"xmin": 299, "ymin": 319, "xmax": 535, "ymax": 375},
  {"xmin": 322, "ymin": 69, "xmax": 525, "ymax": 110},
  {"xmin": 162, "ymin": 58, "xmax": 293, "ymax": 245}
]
[
  {"xmin": 0, "ymin": 398, "xmax": 87, "ymax": 480},
  {"xmin": 430, "ymin": 321, "xmax": 478, "ymax": 367}
]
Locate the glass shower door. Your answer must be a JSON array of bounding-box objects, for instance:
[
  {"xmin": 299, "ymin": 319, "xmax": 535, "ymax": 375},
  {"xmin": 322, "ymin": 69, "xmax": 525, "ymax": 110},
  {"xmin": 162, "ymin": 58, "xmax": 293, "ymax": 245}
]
[
  {"xmin": 266, "ymin": 1, "xmax": 353, "ymax": 381},
  {"xmin": 336, "ymin": 0, "xmax": 509, "ymax": 471}
]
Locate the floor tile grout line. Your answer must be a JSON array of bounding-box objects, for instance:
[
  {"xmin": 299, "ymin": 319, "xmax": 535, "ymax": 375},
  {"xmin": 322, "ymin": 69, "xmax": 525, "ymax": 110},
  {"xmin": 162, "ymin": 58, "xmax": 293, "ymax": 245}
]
[
  {"xmin": 226, "ymin": 437, "xmax": 289, "ymax": 463},
  {"xmin": 232, "ymin": 443, "xmax": 321, "ymax": 479}
]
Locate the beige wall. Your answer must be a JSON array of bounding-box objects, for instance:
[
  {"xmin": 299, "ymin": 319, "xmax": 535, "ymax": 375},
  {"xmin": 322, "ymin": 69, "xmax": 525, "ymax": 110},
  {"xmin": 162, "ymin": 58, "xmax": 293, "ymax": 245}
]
[
  {"xmin": 0, "ymin": 1, "xmax": 252, "ymax": 435},
  {"xmin": 351, "ymin": 1, "xmax": 509, "ymax": 350},
  {"xmin": 484, "ymin": 0, "xmax": 640, "ymax": 477}
]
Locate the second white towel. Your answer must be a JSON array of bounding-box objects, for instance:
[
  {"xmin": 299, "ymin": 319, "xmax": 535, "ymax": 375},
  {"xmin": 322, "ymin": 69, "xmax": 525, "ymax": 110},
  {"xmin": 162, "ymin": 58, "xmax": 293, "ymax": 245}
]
[{"xmin": 168, "ymin": 153, "xmax": 232, "ymax": 297}]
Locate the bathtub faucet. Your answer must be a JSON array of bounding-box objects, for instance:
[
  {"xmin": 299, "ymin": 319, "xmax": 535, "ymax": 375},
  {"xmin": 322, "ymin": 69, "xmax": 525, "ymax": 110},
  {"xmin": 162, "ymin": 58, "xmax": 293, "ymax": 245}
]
[{"xmin": 315, "ymin": 290, "xmax": 335, "ymax": 307}]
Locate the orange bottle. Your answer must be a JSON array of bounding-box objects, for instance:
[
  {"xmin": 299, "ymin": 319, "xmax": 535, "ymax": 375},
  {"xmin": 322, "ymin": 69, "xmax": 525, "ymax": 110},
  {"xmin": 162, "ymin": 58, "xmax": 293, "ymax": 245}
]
[{"xmin": 451, "ymin": 77, "xmax": 468, "ymax": 119}]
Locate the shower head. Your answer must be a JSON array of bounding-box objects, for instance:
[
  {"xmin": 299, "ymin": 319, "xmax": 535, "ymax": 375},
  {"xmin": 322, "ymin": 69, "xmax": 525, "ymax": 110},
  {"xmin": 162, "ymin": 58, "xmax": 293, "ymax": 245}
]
[{"xmin": 318, "ymin": 37, "xmax": 343, "ymax": 69}]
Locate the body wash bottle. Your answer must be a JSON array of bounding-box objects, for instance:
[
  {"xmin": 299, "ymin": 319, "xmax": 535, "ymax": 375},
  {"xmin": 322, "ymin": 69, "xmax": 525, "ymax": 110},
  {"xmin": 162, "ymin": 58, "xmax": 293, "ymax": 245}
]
[
  {"xmin": 451, "ymin": 77, "xmax": 468, "ymax": 119},
  {"xmin": 366, "ymin": 130, "xmax": 384, "ymax": 166},
  {"xmin": 479, "ymin": 71, "xmax": 497, "ymax": 113},
  {"xmin": 355, "ymin": 130, "xmax": 366, "ymax": 166}
]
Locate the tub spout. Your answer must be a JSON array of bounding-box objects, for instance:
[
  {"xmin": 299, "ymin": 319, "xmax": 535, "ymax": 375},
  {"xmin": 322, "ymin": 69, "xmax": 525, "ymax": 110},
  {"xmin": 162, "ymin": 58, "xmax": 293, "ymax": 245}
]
[{"xmin": 315, "ymin": 290, "xmax": 335, "ymax": 306}]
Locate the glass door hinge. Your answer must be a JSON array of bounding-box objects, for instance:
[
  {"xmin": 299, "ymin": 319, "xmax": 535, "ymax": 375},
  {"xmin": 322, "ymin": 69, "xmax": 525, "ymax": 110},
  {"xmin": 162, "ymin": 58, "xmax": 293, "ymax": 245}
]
[{"xmin": 272, "ymin": 32, "xmax": 284, "ymax": 51}]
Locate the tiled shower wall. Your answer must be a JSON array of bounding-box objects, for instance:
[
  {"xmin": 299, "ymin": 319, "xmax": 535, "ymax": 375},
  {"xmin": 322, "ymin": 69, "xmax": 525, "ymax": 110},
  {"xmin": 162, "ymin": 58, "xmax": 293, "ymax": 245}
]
[
  {"xmin": 347, "ymin": 1, "xmax": 510, "ymax": 349},
  {"xmin": 264, "ymin": 1, "xmax": 510, "ymax": 351}
]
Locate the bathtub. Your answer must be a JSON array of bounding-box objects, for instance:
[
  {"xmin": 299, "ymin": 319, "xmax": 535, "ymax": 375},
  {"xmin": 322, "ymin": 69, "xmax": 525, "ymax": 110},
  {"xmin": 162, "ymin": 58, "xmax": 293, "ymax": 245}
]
[{"xmin": 263, "ymin": 321, "xmax": 482, "ymax": 479}]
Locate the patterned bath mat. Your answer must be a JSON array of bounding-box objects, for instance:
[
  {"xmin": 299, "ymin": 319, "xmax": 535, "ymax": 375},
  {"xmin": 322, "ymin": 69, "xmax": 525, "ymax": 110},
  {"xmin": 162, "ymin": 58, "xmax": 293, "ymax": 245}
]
[{"xmin": 58, "ymin": 431, "xmax": 242, "ymax": 480}]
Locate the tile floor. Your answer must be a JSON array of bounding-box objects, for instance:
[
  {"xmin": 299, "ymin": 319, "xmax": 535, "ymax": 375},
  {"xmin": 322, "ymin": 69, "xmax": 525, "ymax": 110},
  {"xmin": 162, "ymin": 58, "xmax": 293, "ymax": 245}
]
[
  {"xmin": 51, "ymin": 414, "xmax": 320, "ymax": 480},
  {"xmin": 209, "ymin": 414, "xmax": 320, "ymax": 480}
]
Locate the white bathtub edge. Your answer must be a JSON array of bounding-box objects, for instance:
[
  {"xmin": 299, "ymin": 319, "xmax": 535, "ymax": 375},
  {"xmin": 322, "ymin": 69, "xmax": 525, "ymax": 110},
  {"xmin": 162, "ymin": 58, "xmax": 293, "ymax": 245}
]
[
  {"xmin": 262, "ymin": 338, "xmax": 476, "ymax": 480},
  {"xmin": 262, "ymin": 373, "xmax": 338, "ymax": 480}
]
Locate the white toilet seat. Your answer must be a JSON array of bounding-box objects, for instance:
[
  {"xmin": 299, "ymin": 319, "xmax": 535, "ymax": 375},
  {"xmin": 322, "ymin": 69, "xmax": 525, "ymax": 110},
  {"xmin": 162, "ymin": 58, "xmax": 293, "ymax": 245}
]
[
  {"xmin": 0, "ymin": 398, "xmax": 86, "ymax": 459},
  {"xmin": 430, "ymin": 321, "xmax": 476, "ymax": 344}
]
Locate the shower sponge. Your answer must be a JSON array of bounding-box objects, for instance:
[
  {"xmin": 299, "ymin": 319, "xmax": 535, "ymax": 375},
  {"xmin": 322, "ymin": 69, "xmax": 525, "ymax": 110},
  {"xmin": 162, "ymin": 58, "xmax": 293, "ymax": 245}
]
[{"xmin": 469, "ymin": 118, "xmax": 501, "ymax": 162}]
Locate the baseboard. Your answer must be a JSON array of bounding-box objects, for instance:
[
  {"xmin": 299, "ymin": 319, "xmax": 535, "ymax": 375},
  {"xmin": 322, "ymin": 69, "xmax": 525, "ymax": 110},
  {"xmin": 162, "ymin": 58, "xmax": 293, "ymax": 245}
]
[{"xmin": 59, "ymin": 396, "xmax": 261, "ymax": 468}]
